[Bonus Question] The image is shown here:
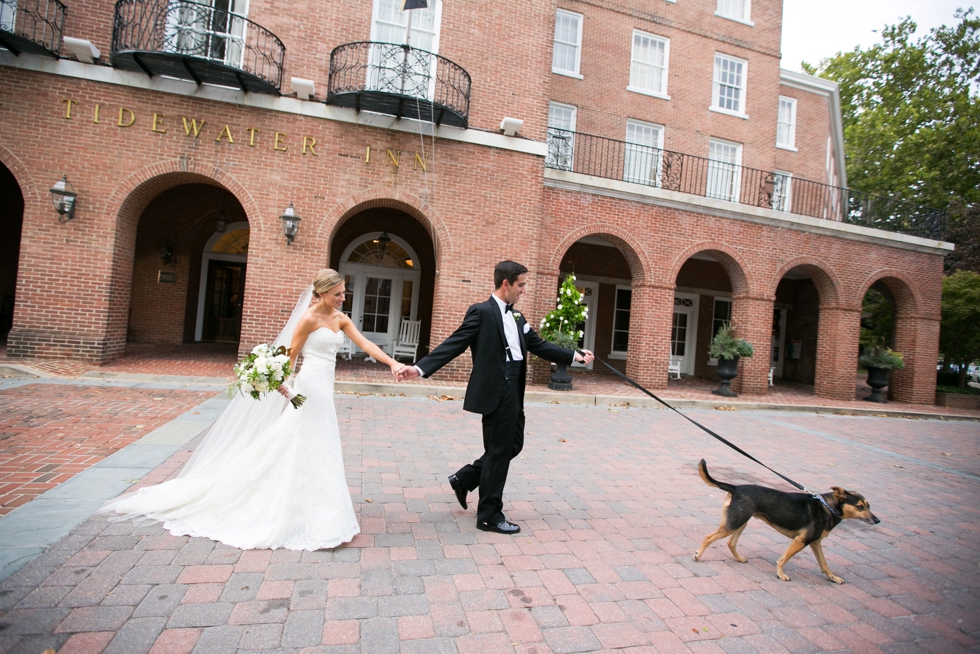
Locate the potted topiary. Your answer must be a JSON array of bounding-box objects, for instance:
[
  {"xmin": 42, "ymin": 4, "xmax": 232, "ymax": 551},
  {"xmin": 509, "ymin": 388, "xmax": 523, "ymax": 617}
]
[
  {"xmin": 709, "ymin": 323, "xmax": 754, "ymax": 397},
  {"xmin": 859, "ymin": 347, "xmax": 904, "ymax": 403},
  {"xmin": 539, "ymin": 274, "xmax": 587, "ymax": 391}
]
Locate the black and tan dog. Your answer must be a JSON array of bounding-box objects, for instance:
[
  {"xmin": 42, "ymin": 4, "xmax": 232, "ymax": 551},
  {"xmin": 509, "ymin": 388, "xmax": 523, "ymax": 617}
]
[{"xmin": 693, "ymin": 459, "xmax": 879, "ymax": 583}]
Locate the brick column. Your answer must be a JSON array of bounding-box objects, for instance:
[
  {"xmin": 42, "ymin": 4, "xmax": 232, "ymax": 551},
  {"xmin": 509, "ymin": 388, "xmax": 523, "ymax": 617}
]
[
  {"xmin": 625, "ymin": 283, "xmax": 673, "ymax": 391},
  {"xmin": 729, "ymin": 295, "xmax": 772, "ymax": 396},
  {"xmin": 813, "ymin": 306, "xmax": 861, "ymax": 401},
  {"xmin": 889, "ymin": 314, "xmax": 940, "ymax": 405}
]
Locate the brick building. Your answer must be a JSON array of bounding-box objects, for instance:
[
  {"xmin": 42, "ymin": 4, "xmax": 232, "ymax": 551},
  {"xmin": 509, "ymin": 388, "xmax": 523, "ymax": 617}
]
[{"xmin": 0, "ymin": 0, "xmax": 950, "ymax": 403}]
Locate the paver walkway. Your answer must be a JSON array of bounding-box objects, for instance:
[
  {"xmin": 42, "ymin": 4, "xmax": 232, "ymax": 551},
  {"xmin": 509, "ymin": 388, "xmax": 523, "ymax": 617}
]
[{"xmin": 0, "ymin": 392, "xmax": 977, "ymax": 653}]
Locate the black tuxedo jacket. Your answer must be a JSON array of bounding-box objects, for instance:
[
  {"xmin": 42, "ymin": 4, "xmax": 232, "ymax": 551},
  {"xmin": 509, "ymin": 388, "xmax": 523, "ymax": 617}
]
[{"xmin": 415, "ymin": 297, "xmax": 575, "ymax": 414}]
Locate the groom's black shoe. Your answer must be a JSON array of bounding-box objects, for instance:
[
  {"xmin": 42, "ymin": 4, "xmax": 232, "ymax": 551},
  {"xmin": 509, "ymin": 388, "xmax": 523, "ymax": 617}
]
[
  {"xmin": 477, "ymin": 520, "xmax": 521, "ymax": 535},
  {"xmin": 448, "ymin": 475, "xmax": 468, "ymax": 510}
]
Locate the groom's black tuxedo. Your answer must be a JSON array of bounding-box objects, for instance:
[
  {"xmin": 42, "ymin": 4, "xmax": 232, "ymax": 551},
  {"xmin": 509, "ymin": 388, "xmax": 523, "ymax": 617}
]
[{"xmin": 415, "ymin": 296, "xmax": 574, "ymax": 525}]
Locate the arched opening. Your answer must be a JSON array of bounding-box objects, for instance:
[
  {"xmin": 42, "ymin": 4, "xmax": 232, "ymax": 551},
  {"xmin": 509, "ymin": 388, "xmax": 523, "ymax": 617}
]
[
  {"xmin": 773, "ymin": 266, "xmax": 833, "ymax": 388},
  {"xmin": 330, "ymin": 207, "xmax": 435, "ymax": 357},
  {"xmin": 556, "ymin": 235, "xmax": 638, "ymax": 373},
  {"xmin": 672, "ymin": 251, "xmax": 745, "ymax": 380},
  {"xmin": 127, "ymin": 184, "xmax": 249, "ymax": 346},
  {"xmin": 0, "ymin": 162, "xmax": 24, "ymax": 346},
  {"xmin": 859, "ymin": 275, "xmax": 918, "ymax": 401}
]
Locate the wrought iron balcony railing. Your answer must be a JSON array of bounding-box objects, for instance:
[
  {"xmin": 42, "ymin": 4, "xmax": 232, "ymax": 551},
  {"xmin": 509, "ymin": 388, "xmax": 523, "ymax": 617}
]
[
  {"xmin": 327, "ymin": 41, "xmax": 471, "ymax": 129},
  {"xmin": 110, "ymin": 0, "xmax": 284, "ymax": 94},
  {"xmin": 546, "ymin": 129, "xmax": 947, "ymax": 241},
  {"xmin": 0, "ymin": 0, "xmax": 65, "ymax": 58}
]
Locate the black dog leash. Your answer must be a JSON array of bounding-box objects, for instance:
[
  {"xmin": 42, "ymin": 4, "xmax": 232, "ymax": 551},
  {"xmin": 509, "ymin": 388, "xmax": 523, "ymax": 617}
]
[{"xmin": 578, "ymin": 351, "xmax": 840, "ymax": 518}]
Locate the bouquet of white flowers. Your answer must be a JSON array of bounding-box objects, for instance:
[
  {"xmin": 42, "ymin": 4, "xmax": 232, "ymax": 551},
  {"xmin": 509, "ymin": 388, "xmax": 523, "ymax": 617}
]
[{"xmin": 233, "ymin": 344, "xmax": 306, "ymax": 408}]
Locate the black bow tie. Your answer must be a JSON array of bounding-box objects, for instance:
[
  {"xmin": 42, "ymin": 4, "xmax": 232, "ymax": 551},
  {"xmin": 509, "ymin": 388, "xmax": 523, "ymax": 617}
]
[{"xmin": 505, "ymin": 304, "xmax": 514, "ymax": 313}]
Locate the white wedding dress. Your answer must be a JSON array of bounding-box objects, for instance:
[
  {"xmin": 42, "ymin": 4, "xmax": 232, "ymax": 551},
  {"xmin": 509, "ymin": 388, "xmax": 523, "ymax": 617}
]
[{"xmin": 99, "ymin": 326, "xmax": 360, "ymax": 551}]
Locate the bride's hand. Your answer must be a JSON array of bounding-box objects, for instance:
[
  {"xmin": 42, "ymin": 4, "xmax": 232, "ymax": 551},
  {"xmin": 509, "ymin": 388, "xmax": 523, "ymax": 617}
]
[
  {"xmin": 389, "ymin": 362, "xmax": 406, "ymax": 380},
  {"xmin": 277, "ymin": 383, "xmax": 292, "ymax": 398}
]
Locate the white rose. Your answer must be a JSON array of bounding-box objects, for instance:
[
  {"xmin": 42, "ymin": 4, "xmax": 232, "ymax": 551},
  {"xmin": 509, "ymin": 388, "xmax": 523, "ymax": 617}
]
[
  {"xmin": 251, "ymin": 345, "xmax": 264, "ymax": 355},
  {"xmin": 241, "ymin": 382, "xmax": 254, "ymax": 393},
  {"xmin": 254, "ymin": 381, "xmax": 268, "ymax": 392}
]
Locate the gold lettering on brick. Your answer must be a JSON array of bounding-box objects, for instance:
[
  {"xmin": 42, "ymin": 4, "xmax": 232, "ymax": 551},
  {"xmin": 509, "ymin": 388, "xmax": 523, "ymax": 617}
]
[
  {"xmin": 414, "ymin": 153, "xmax": 427, "ymax": 171},
  {"xmin": 387, "ymin": 149, "xmax": 400, "ymax": 167},
  {"xmin": 62, "ymin": 98, "xmax": 77, "ymax": 119},
  {"xmin": 181, "ymin": 117, "xmax": 206, "ymax": 137},
  {"xmin": 365, "ymin": 146, "xmax": 371, "ymax": 163},
  {"xmin": 246, "ymin": 127, "xmax": 259, "ymax": 146},
  {"xmin": 93, "ymin": 103, "xmax": 102, "ymax": 123},
  {"xmin": 151, "ymin": 113, "xmax": 167, "ymax": 133},
  {"xmin": 216, "ymin": 125, "xmax": 234, "ymax": 143},
  {"xmin": 117, "ymin": 107, "xmax": 136, "ymax": 127},
  {"xmin": 302, "ymin": 136, "xmax": 317, "ymax": 155},
  {"xmin": 274, "ymin": 132, "xmax": 288, "ymax": 151}
]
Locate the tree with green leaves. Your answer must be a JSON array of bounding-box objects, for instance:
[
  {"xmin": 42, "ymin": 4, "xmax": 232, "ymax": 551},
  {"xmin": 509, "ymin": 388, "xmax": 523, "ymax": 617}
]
[
  {"xmin": 803, "ymin": 9, "xmax": 980, "ymax": 259},
  {"xmin": 939, "ymin": 270, "xmax": 980, "ymax": 388}
]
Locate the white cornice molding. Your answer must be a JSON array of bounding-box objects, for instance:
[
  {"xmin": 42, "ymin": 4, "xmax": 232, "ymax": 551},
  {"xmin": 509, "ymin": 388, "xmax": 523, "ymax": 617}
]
[
  {"xmin": 0, "ymin": 51, "xmax": 547, "ymax": 157},
  {"xmin": 543, "ymin": 168, "xmax": 952, "ymax": 255},
  {"xmin": 779, "ymin": 68, "xmax": 848, "ymax": 189}
]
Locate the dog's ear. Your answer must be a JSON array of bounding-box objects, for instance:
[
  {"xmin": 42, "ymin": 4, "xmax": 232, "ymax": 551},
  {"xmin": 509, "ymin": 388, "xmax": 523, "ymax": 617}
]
[{"xmin": 831, "ymin": 486, "xmax": 847, "ymax": 502}]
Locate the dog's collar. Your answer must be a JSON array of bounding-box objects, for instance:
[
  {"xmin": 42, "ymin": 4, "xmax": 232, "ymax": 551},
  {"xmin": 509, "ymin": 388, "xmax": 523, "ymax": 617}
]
[{"xmin": 809, "ymin": 492, "xmax": 841, "ymax": 518}]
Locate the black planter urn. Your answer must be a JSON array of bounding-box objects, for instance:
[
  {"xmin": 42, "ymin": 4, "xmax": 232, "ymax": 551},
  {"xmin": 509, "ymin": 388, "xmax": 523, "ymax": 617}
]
[
  {"xmin": 864, "ymin": 366, "xmax": 890, "ymax": 403},
  {"xmin": 712, "ymin": 356, "xmax": 740, "ymax": 397},
  {"xmin": 548, "ymin": 362, "xmax": 573, "ymax": 391}
]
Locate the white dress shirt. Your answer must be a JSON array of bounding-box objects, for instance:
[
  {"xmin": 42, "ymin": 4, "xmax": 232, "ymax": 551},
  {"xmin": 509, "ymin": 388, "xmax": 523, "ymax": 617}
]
[{"xmin": 490, "ymin": 294, "xmax": 524, "ymax": 362}]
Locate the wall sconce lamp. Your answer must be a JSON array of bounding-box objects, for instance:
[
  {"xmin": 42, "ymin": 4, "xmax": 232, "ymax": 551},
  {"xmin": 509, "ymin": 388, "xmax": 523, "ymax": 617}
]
[
  {"xmin": 160, "ymin": 238, "xmax": 174, "ymax": 264},
  {"xmin": 215, "ymin": 212, "xmax": 227, "ymax": 233},
  {"xmin": 50, "ymin": 175, "xmax": 77, "ymax": 223},
  {"xmin": 280, "ymin": 203, "xmax": 301, "ymax": 245},
  {"xmin": 499, "ymin": 117, "xmax": 524, "ymax": 137}
]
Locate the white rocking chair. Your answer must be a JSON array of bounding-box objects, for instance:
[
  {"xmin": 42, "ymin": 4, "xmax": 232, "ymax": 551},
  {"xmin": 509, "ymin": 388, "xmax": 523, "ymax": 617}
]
[
  {"xmin": 668, "ymin": 358, "xmax": 682, "ymax": 380},
  {"xmin": 392, "ymin": 319, "xmax": 422, "ymax": 362},
  {"xmin": 768, "ymin": 367, "xmax": 775, "ymax": 386},
  {"xmin": 337, "ymin": 334, "xmax": 353, "ymax": 360}
]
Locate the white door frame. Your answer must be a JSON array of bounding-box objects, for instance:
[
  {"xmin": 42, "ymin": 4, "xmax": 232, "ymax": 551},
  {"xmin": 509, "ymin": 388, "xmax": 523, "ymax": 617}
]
[
  {"xmin": 195, "ymin": 222, "xmax": 249, "ymax": 342},
  {"xmin": 671, "ymin": 291, "xmax": 700, "ymax": 375},
  {"xmin": 338, "ymin": 263, "xmax": 420, "ymax": 354},
  {"xmin": 772, "ymin": 305, "xmax": 788, "ymax": 378},
  {"xmin": 570, "ymin": 280, "xmax": 598, "ymax": 369}
]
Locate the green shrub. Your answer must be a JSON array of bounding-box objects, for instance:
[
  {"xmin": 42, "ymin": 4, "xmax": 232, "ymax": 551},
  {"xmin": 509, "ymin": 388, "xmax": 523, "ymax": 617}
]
[
  {"xmin": 859, "ymin": 347, "xmax": 905, "ymax": 370},
  {"xmin": 936, "ymin": 384, "xmax": 980, "ymax": 395},
  {"xmin": 708, "ymin": 323, "xmax": 754, "ymax": 360}
]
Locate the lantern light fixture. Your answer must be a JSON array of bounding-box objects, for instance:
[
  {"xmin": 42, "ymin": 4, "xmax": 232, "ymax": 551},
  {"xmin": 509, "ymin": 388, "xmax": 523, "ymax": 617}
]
[
  {"xmin": 279, "ymin": 203, "xmax": 301, "ymax": 245},
  {"xmin": 160, "ymin": 238, "xmax": 174, "ymax": 264},
  {"xmin": 215, "ymin": 212, "xmax": 227, "ymax": 233},
  {"xmin": 50, "ymin": 175, "xmax": 77, "ymax": 223}
]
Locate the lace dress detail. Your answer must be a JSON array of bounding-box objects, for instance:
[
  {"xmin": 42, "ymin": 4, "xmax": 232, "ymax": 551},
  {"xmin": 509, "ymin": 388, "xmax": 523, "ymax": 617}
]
[{"xmin": 99, "ymin": 327, "xmax": 360, "ymax": 551}]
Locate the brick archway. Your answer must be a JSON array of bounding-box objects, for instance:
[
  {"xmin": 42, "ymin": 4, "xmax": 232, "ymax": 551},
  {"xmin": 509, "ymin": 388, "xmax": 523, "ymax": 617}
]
[
  {"xmin": 320, "ymin": 190, "xmax": 451, "ymax": 264},
  {"xmin": 0, "ymin": 144, "xmax": 39, "ymax": 206},
  {"xmin": 770, "ymin": 256, "xmax": 842, "ymax": 308},
  {"xmin": 856, "ymin": 268, "xmax": 921, "ymax": 317},
  {"xmin": 548, "ymin": 224, "xmax": 652, "ymax": 285},
  {"xmin": 666, "ymin": 241, "xmax": 753, "ymax": 298}
]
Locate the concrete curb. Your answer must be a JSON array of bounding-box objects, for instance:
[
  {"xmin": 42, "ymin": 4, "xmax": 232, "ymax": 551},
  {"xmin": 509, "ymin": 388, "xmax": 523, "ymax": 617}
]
[{"xmin": 0, "ymin": 363, "xmax": 47, "ymax": 378}]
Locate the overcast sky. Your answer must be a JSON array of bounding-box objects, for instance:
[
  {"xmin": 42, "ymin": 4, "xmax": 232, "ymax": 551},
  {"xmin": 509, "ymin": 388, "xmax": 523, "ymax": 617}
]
[{"xmin": 780, "ymin": 0, "xmax": 973, "ymax": 71}]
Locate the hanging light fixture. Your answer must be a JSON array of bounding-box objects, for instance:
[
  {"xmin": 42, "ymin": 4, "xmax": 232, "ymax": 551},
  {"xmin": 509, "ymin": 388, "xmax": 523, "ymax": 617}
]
[
  {"xmin": 376, "ymin": 225, "xmax": 391, "ymax": 253},
  {"xmin": 50, "ymin": 175, "xmax": 77, "ymax": 223},
  {"xmin": 215, "ymin": 211, "xmax": 227, "ymax": 233},
  {"xmin": 160, "ymin": 238, "xmax": 174, "ymax": 264},
  {"xmin": 279, "ymin": 203, "xmax": 301, "ymax": 245}
]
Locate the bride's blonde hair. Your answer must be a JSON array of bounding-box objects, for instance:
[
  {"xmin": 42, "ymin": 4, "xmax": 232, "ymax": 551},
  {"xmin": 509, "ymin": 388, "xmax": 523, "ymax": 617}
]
[{"xmin": 312, "ymin": 268, "xmax": 344, "ymax": 299}]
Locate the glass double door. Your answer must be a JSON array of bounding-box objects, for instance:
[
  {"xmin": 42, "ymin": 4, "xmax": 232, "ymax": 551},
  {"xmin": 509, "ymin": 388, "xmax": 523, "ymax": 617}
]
[
  {"xmin": 671, "ymin": 292, "xmax": 699, "ymax": 375},
  {"xmin": 339, "ymin": 264, "xmax": 419, "ymax": 354},
  {"xmin": 203, "ymin": 261, "xmax": 246, "ymax": 342}
]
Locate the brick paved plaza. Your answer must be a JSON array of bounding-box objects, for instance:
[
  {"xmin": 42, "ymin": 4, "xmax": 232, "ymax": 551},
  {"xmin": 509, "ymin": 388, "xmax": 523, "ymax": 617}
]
[{"xmin": 0, "ymin": 382, "xmax": 978, "ymax": 653}]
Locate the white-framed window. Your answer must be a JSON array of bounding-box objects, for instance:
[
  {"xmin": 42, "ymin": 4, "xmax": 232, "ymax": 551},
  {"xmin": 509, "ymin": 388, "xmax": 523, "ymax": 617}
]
[
  {"xmin": 166, "ymin": 0, "xmax": 249, "ymax": 67},
  {"xmin": 552, "ymin": 9, "xmax": 583, "ymax": 77},
  {"xmin": 712, "ymin": 53, "xmax": 748, "ymax": 117},
  {"xmin": 716, "ymin": 0, "xmax": 752, "ymax": 25},
  {"xmin": 371, "ymin": 0, "xmax": 440, "ymax": 51},
  {"xmin": 546, "ymin": 102, "xmax": 577, "ymax": 170},
  {"xmin": 623, "ymin": 119, "xmax": 664, "ymax": 186},
  {"xmin": 369, "ymin": 0, "xmax": 442, "ymax": 100},
  {"xmin": 628, "ymin": 30, "xmax": 669, "ymax": 98},
  {"xmin": 772, "ymin": 171, "xmax": 792, "ymax": 212},
  {"xmin": 610, "ymin": 285, "xmax": 632, "ymax": 358},
  {"xmin": 707, "ymin": 138, "xmax": 742, "ymax": 202},
  {"xmin": 0, "ymin": 0, "xmax": 16, "ymax": 32},
  {"xmin": 708, "ymin": 297, "xmax": 732, "ymax": 365},
  {"xmin": 777, "ymin": 96, "xmax": 797, "ymax": 150}
]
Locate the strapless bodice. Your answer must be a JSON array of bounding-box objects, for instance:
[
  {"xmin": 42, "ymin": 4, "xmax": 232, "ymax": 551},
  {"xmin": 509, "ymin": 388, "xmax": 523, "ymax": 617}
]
[{"xmin": 302, "ymin": 327, "xmax": 345, "ymax": 362}]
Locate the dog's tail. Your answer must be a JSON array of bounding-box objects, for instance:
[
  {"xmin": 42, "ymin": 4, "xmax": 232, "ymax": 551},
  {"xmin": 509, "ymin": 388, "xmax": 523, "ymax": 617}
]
[{"xmin": 698, "ymin": 459, "xmax": 736, "ymax": 494}]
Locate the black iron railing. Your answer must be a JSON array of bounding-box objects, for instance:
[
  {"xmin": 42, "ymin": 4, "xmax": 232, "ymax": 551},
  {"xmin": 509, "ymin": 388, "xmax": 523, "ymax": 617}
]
[
  {"xmin": 111, "ymin": 0, "xmax": 284, "ymax": 93},
  {"xmin": 546, "ymin": 129, "xmax": 947, "ymax": 240},
  {"xmin": 0, "ymin": 0, "xmax": 66, "ymax": 57},
  {"xmin": 327, "ymin": 41, "xmax": 471, "ymax": 128}
]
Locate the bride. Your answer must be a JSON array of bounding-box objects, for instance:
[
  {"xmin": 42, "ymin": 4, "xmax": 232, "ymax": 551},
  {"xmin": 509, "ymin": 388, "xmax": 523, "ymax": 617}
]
[{"xmin": 99, "ymin": 269, "xmax": 404, "ymax": 550}]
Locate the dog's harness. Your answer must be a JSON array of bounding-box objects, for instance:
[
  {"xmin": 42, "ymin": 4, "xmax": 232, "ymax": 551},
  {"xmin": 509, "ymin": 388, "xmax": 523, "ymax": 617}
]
[{"xmin": 582, "ymin": 351, "xmax": 842, "ymax": 515}]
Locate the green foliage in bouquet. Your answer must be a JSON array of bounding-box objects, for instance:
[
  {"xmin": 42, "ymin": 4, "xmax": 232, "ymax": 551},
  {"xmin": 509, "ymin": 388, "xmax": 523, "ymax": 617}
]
[
  {"xmin": 539, "ymin": 274, "xmax": 587, "ymax": 351},
  {"xmin": 232, "ymin": 344, "xmax": 306, "ymax": 408},
  {"xmin": 859, "ymin": 347, "xmax": 905, "ymax": 370},
  {"xmin": 708, "ymin": 323, "xmax": 754, "ymax": 360}
]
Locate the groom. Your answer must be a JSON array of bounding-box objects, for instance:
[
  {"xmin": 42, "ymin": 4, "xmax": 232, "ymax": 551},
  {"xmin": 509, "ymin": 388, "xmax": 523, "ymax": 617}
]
[{"xmin": 398, "ymin": 261, "xmax": 593, "ymax": 534}]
